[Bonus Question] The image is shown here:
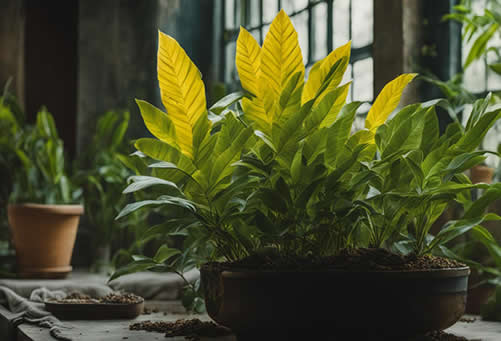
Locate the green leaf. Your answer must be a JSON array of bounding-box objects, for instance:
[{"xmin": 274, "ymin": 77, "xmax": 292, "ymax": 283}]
[
  {"xmin": 205, "ymin": 114, "xmax": 254, "ymax": 194},
  {"xmin": 136, "ymin": 100, "xmax": 178, "ymax": 147},
  {"xmin": 464, "ymin": 183, "xmax": 501, "ymax": 219},
  {"xmin": 116, "ymin": 196, "xmax": 196, "ymax": 220},
  {"xmin": 464, "ymin": 23, "xmax": 500, "ymax": 69},
  {"xmin": 153, "ymin": 245, "xmax": 181, "ymax": 263},
  {"xmin": 324, "ymin": 102, "xmax": 361, "ymax": 167},
  {"xmin": 402, "ymin": 153, "xmax": 424, "ymax": 189},
  {"xmin": 489, "ymin": 63, "xmax": 501, "ymax": 75},
  {"xmin": 209, "ymin": 91, "xmax": 246, "ymax": 115},
  {"xmin": 452, "ymin": 109, "xmax": 501, "ymax": 153},
  {"xmin": 429, "ymin": 213, "xmax": 501, "ymax": 251},
  {"xmin": 135, "ymin": 138, "xmax": 197, "ymax": 176},
  {"xmin": 304, "ymin": 83, "xmax": 351, "ymax": 132},
  {"xmin": 442, "ymin": 151, "xmax": 489, "ymax": 182},
  {"xmin": 123, "ymin": 175, "xmax": 179, "ymax": 194},
  {"xmin": 108, "ymin": 259, "xmax": 158, "ymax": 282}
]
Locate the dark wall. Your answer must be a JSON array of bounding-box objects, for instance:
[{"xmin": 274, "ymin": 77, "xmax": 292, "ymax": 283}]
[{"xmin": 25, "ymin": 1, "xmax": 78, "ymax": 156}]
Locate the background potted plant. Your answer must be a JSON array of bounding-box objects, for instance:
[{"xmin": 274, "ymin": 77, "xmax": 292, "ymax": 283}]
[
  {"xmin": 2, "ymin": 105, "xmax": 82, "ymax": 278},
  {"xmin": 75, "ymin": 110, "xmax": 132, "ymax": 273},
  {"xmin": 0, "ymin": 81, "xmax": 23, "ymax": 275},
  {"xmin": 111, "ymin": 10, "xmax": 501, "ymax": 339}
]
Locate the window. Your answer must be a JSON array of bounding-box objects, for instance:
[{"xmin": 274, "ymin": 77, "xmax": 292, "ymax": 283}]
[
  {"xmin": 219, "ymin": 0, "xmax": 374, "ymax": 106},
  {"xmin": 462, "ymin": 0, "xmax": 501, "ymax": 95},
  {"xmin": 460, "ymin": 0, "xmax": 501, "ymax": 164}
]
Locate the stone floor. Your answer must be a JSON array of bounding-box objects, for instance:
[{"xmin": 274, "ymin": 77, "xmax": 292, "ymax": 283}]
[{"xmin": 11, "ymin": 310, "xmax": 501, "ymax": 341}]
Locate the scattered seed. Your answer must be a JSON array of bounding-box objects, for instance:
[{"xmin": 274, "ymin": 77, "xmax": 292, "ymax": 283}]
[{"xmin": 130, "ymin": 319, "xmax": 232, "ymax": 341}]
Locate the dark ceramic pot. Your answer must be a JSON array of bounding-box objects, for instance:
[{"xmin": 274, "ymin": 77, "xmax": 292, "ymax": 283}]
[{"xmin": 201, "ymin": 264, "xmax": 470, "ymax": 340}]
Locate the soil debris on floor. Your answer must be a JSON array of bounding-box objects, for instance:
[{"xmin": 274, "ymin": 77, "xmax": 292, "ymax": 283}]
[
  {"xmin": 49, "ymin": 292, "xmax": 143, "ymax": 304},
  {"xmin": 216, "ymin": 248, "xmax": 466, "ymax": 272},
  {"xmin": 413, "ymin": 330, "xmax": 469, "ymax": 341},
  {"xmin": 130, "ymin": 318, "xmax": 232, "ymax": 340}
]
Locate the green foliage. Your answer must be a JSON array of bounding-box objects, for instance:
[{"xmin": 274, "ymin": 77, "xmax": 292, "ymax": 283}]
[
  {"xmin": 365, "ymin": 103, "xmax": 501, "ymax": 256},
  {"xmin": 0, "ymin": 103, "xmax": 80, "ymax": 205},
  {"xmin": 75, "ymin": 111, "xmax": 132, "ymax": 247},
  {"xmin": 447, "ymin": 0, "xmax": 501, "ymax": 71},
  {"xmin": 0, "ymin": 81, "xmax": 24, "ymax": 245}
]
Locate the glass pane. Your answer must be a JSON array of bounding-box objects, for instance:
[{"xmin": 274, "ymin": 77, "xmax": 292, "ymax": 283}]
[
  {"xmin": 291, "ymin": 11, "xmax": 309, "ymax": 64},
  {"xmin": 464, "ymin": 59, "xmax": 486, "ymax": 93},
  {"xmin": 312, "ymin": 3, "xmax": 328, "ymax": 61},
  {"xmin": 250, "ymin": 29, "xmax": 261, "ymax": 44},
  {"xmin": 487, "ymin": 32, "xmax": 501, "ymax": 90},
  {"xmin": 225, "ymin": 42, "xmax": 237, "ymax": 84},
  {"xmin": 249, "ymin": 0, "xmax": 261, "ymax": 27},
  {"xmin": 333, "ymin": 0, "xmax": 350, "ymax": 49},
  {"xmin": 351, "ymin": 0, "xmax": 373, "ymax": 48},
  {"xmin": 353, "ymin": 57, "xmax": 373, "ymax": 102},
  {"xmin": 263, "ymin": 0, "xmax": 278, "ymax": 23},
  {"xmin": 342, "ymin": 63, "xmax": 353, "ymax": 88},
  {"xmin": 283, "ymin": 0, "xmax": 309, "ymax": 13},
  {"xmin": 262, "ymin": 24, "xmax": 271, "ymax": 42},
  {"xmin": 225, "ymin": 0, "xmax": 235, "ymax": 29},
  {"xmin": 235, "ymin": 0, "xmax": 242, "ymax": 28},
  {"xmin": 343, "ymin": 63, "xmax": 353, "ymax": 101}
]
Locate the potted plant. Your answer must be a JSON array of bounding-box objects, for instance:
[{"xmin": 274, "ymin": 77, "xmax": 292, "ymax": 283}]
[
  {"xmin": 0, "ymin": 81, "xmax": 24, "ymax": 274},
  {"xmin": 3, "ymin": 107, "xmax": 82, "ymax": 278},
  {"xmin": 75, "ymin": 110, "xmax": 132, "ymax": 273},
  {"xmin": 112, "ymin": 10, "xmax": 501, "ymax": 339}
]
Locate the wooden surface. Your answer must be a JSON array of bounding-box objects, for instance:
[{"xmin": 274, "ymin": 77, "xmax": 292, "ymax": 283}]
[
  {"xmin": 9, "ymin": 303, "xmax": 501, "ymax": 341},
  {"xmin": 17, "ymin": 311, "xmax": 236, "ymax": 341}
]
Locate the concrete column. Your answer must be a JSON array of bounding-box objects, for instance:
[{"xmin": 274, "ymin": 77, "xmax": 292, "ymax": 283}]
[
  {"xmin": 373, "ymin": 0, "xmax": 423, "ymax": 106},
  {"xmin": 77, "ymin": 0, "xmax": 160, "ymax": 154},
  {"xmin": 0, "ymin": 0, "xmax": 24, "ymax": 108}
]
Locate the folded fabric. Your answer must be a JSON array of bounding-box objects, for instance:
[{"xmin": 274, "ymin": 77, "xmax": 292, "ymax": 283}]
[
  {"xmin": 0, "ymin": 272, "xmax": 112, "ymax": 299},
  {"xmin": 0, "ymin": 286, "xmax": 73, "ymax": 340},
  {"xmin": 109, "ymin": 268, "xmax": 200, "ymax": 300}
]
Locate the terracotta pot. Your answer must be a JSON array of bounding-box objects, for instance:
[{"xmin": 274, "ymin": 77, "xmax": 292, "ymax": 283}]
[
  {"xmin": 201, "ymin": 264, "xmax": 470, "ymax": 340},
  {"xmin": 470, "ymin": 165, "xmax": 494, "ymax": 184},
  {"xmin": 7, "ymin": 203, "xmax": 83, "ymax": 278}
]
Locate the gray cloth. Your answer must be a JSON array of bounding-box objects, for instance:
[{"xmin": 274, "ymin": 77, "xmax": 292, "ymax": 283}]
[
  {"xmin": 0, "ymin": 286, "xmax": 73, "ymax": 340},
  {"xmin": 109, "ymin": 268, "xmax": 200, "ymax": 300},
  {"xmin": 0, "ymin": 272, "xmax": 113, "ymax": 299}
]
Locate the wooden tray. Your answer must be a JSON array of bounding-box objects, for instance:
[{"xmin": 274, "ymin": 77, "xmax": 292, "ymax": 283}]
[{"xmin": 45, "ymin": 300, "xmax": 144, "ymax": 320}]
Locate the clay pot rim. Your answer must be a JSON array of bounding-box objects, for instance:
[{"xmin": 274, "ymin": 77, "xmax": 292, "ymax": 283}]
[
  {"xmin": 202, "ymin": 263, "xmax": 470, "ymax": 280},
  {"xmin": 8, "ymin": 203, "xmax": 84, "ymax": 215}
]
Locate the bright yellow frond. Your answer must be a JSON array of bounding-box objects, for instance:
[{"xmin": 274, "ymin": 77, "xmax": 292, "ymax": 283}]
[
  {"xmin": 241, "ymin": 97, "xmax": 272, "ymax": 133},
  {"xmin": 365, "ymin": 73, "xmax": 417, "ymax": 132},
  {"xmin": 260, "ymin": 9, "xmax": 304, "ymax": 102},
  {"xmin": 302, "ymin": 41, "xmax": 351, "ymax": 104},
  {"xmin": 157, "ymin": 31, "xmax": 207, "ymax": 159},
  {"xmin": 236, "ymin": 27, "xmax": 261, "ymax": 97}
]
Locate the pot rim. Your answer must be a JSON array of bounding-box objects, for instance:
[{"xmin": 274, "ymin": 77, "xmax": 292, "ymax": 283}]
[
  {"xmin": 201, "ymin": 263, "xmax": 470, "ymax": 279},
  {"xmin": 8, "ymin": 203, "xmax": 84, "ymax": 215}
]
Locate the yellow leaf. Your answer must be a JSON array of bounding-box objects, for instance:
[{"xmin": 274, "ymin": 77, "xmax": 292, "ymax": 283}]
[
  {"xmin": 302, "ymin": 41, "xmax": 351, "ymax": 104},
  {"xmin": 157, "ymin": 31, "xmax": 207, "ymax": 159},
  {"xmin": 319, "ymin": 82, "xmax": 351, "ymax": 128},
  {"xmin": 241, "ymin": 97, "xmax": 271, "ymax": 133},
  {"xmin": 236, "ymin": 27, "xmax": 261, "ymax": 97},
  {"xmin": 260, "ymin": 9, "xmax": 304, "ymax": 103},
  {"xmin": 365, "ymin": 73, "xmax": 417, "ymax": 132}
]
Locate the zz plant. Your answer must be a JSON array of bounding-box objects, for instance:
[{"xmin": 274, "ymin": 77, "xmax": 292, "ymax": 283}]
[
  {"xmin": 112, "ymin": 10, "xmax": 418, "ymax": 278},
  {"xmin": 112, "ymin": 10, "xmax": 501, "ymax": 285}
]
